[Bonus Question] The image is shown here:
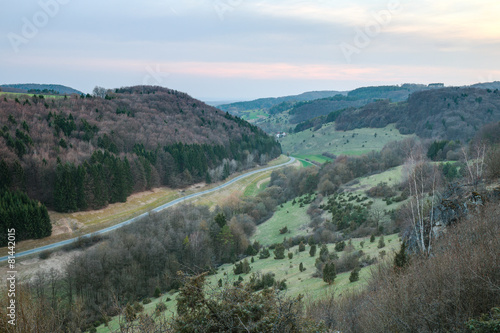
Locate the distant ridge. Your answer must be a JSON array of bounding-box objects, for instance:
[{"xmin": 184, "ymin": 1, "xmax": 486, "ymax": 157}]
[
  {"xmin": 217, "ymin": 90, "xmax": 347, "ymax": 113},
  {"xmin": 0, "ymin": 83, "xmax": 83, "ymax": 95}
]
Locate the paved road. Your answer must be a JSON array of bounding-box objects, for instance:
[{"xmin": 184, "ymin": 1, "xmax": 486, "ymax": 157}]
[{"xmin": 0, "ymin": 156, "xmax": 295, "ymax": 262}]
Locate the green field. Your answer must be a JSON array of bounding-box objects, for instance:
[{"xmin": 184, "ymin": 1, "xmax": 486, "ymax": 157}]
[
  {"xmin": 239, "ymin": 109, "xmax": 270, "ymax": 121},
  {"xmin": 243, "ymin": 174, "xmax": 270, "ymax": 197},
  {"xmin": 281, "ymin": 123, "xmax": 413, "ymax": 158},
  {"xmin": 251, "ymin": 196, "xmax": 313, "ymax": 246},
  {"xmin": 341, "ymin": 166, "xmax": 407, "ymax": 225},
  {"xmin": 96, "ymin": 233, "xmax": 400, "ymax": 332},
  {"xmin": 293, "ymin": 154, "xmax": 333, "ymax": 164},
  {"xmin": 0, "ymin": 91, "xmax": 65, "ymax": 99},
  {"xmin": 211, "ymin": 233, "xmax": 400, "ymax": 300}
]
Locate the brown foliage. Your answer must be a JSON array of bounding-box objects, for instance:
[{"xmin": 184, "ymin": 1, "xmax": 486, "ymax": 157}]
[{"xmin": 307, "ymin": 202, "xmax": 500, "ymax": 332}]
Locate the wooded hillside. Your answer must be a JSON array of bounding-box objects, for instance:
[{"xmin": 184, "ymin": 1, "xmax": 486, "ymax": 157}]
[{"xmin": 0, "ymin": 85, "xmax": 281, "ymax": 213}]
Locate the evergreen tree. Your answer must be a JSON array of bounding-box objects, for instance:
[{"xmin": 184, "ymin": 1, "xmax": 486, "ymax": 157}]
[
  {"xmin": 378, "ymin": 235, "xmax": 385, "ymax": 249},
  {"xmin": 299, "ymin": 262, "xmax": 305, "ymax": 272},
  {"xmin": 370, "ymin": 234, "xmax": 376, "ymax": 242},
  {"xmin": 298, "ymin": 241, "xmax": 306, "ymax": 252},
  {"xmin": 259, "ymin": 248, "xmax": 270, "ymax": 259},
  {"xmin": 349, "ymin": 267, "xmax": 360, "ymax": 282},
  {"xmin": 215, "ymin": 213, "xmax": 227, "ymax": 228},
  {"xmin": 309, "ymin": 244, "xmax": 317, "ymax": 257},
  {"xmin": 394, "ymin": 241, "xmax": 409, "ymax": 271},
  {"xmin": 319, "ymin": 244, "xmax": 329, "ymax": 261},
  {"xmin": 274, "ymin": 243, "xmax": 285, "ymax": 259},
  {"xmin": 323, "ymin": 262, "xmax": 336, "ymax": 285}
]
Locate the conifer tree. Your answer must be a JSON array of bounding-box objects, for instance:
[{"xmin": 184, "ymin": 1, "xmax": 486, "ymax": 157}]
[{"xmin": 323, "ymin": 262, "xmax": 336, "ymax": 285}]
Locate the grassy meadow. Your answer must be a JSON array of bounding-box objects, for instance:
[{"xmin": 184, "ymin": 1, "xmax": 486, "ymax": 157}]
[{"xmin": 281, "ymin": 123, "xmax": 413, "ymax": 158}]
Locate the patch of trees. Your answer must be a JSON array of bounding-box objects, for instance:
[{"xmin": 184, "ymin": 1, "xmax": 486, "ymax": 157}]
[
  {"xmin": 0, "ymin": 188, "xmax": 51, "ymax": 246},
  {"xmin": 326, "ymin": 194, "xmax": 369, "ymax": 231},
  {"xmin": 0, "ymin": 85, "xmax": 281, "ymax": 215},
  {"xmin": 288, "ymin": 95, "xmax": 364, "ymax": 124},
  {"xmin": 335, "ymin": 87, "xmax": 500, "ymax": 141}
]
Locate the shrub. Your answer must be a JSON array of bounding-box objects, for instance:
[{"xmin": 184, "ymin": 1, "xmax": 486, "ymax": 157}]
[
  {"xmin": 288, "ymin": 252, "xmax": 293, "ymax": 259},
  {"xmin": 309, "ymin": 244, "xmax": 317, "ymax": 257},
  {"xmin": 274, "ymin": 244, "xmax": 285, "ymax": 259},
  {"xmin": 259, "ymin": 248, "xmax": 271, "ymax": 259},
  {"xmin": 154, "ymin": 286, "xmax": 161, "ymax": 298},
  {"xmin": 155, "ymin": 302, "xmax": 167, "ymax": 313},
  {"xmin": 349, "ymin": 267, "xmax": 360, "ymax": 282},
  {"xmin": 322, "ymin": 262, "xmax": 336, "ymax": 285},
  {"xmin": 335, "ymin": 241, "xmax": 346, "ymax": 252},
  {"xmin": 39, "ymin": 250, "xmax": 51, "ymax": 260},
  {"xmin": 377, "ymin": 235, "xmax": 385, "ymax": 249},
  {"xmin": 370, "ymin": 234, "xmax": 376, "ymax": 243},
  {"xmin": 142, "ymin": 298, "xmax": 151, "ymax": 305},
  {"xmin": 298, "ymin": 241, "xmax": 306, "ymax": 252}
]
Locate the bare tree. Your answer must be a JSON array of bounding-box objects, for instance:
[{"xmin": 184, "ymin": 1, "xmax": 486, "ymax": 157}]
[
  {"xmin": 92, "ymin": 86, "xmax": 107, "ymax": 98},
  {"xmin": 404, "ymin": 146, "xmax": 440, "ymax": 256},
  {"xmin": 461, "ymin": 140, "xmax": 486, "ymax": 188}
]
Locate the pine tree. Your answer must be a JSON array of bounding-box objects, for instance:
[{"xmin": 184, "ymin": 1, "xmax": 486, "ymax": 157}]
[
  {"xmin": 214, "ymin": 213, "xmax": 227, "ymax": 228},
  {"xmin": 319, "ymin": 244, "xmax": 329, "ymax": 261},
  {"xmin": 299, "ymin": 262, "xmax": 305, "ymax": 272},
  {"xmin": 378, "ymin": 235, "xmax": 385, "ymax": 249},
  {"xmin": 370, "ymin": 234, "xmax": 376, "ymax": 243},
  {"xmin": 394, "ymin": 241, "xmax": 409, "ymax": 271},
  {"xmin": 274, "ymin": 244, "xmax": 285, "ymax": 259},
  {"xmin": 323, "ymin": 262, "xmax": 336, "ymax": 285},
  {"xmin": 349, "ymin": 267, "xmax": 360, "ymax": 282},
  {"xmin": 298, "ymin": 241, "xmax": 306, "ymax": 252},
  {"xmin": 309, "ymin": 244, "xmax": 317, "ymax": 257}
]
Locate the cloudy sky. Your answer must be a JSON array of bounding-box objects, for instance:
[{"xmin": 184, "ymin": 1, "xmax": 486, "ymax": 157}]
[{"xmin": 1, "ymin": 0, "xmax": 500, "ymax": 101}]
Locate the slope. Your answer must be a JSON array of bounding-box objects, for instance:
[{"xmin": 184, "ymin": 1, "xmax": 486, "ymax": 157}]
[{"xmin": 0, "ymin": 85, "xmax": 281, "ymax": 216}]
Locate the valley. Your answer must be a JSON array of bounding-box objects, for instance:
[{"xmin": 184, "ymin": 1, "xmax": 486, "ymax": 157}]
[{"xmin": 1, "ymin": 83, "xmax": 499, "ymax": 333}]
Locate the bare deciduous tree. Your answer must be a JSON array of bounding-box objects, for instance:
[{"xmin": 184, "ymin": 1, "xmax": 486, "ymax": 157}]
[{"xmin": 404, "ymin": 146, "xmax": 441, "ymax": 256}]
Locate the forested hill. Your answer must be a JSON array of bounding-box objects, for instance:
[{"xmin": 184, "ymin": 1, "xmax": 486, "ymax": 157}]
[
  {"xmin": 218, "ymin": 90, "xmax": 345, "ymax": 114},
  {"xmin": 334, "ymin": 87, "xmax": 500, "ymax": 140},
  {"xmin": 0, "ymin": 83, "xmax": 83, "ymax": 95},
  {"xmin": 0, "ymin": 85, "xmax": 281, "ymax": 214}
]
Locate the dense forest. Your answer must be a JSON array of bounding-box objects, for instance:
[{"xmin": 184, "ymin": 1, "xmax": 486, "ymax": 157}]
[
  {"xmin": 289, "ymin": 87, "xmax": 500, "ymax": 143},
  {"xmin": 0, "ymin": 86, "xmax": 280, "ymax": 243},
  {"xmin": 335, "ymin": 87, "xmax": 500, "ymax": 141}
]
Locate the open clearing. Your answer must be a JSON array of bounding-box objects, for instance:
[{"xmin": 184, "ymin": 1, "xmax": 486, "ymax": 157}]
[
  {"xmin": 96, "ymin": 233, "xmax": 400, "ymax": 332},
  {"xmin": 281, "ymin": 123, "xmax": 413, "ymax": 158}
]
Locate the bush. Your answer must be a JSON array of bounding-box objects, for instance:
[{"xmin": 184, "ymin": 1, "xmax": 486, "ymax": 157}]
[
  {"xmin": 133, "ymin": 302, "xmax": 144, "ymax": 313},
  {"xmin": 142, "ymin": 298, "xmax": 151, "ymax": 305},
  {"xmin": 39, "ymin": 250, "xmax": 51, "ymax": 260},
  {"xmin": 274, "ymin": 244, "xmax": 285, "ymax": 259},
  {"xmin": 288, "ymin": 252, "xmax": 293, "ymax": 259},
  {"xmin": 370, "ymin": 234, "xmax": 375, "ymax": 242},
  {"xmin": 377, "ymin": 235, "xmax": 385, "ymax": 249},
  {"xmin": 309, "ymin": 244, "xmax": 317, "ymax": 257},
  {"xmin": 155, "ymin": 302, "xmax": 167, "ymax": 313},
  {"xmin": 335, "ymin": 241, "xmax": 346, "ymax": 252},
  {"xmin": 349, "ymin": 267, "xmax": 360, "ymax": 282},
  {"xmin": 298, "ymin": 241, "xmax": 306, "ymax": 252},
  {"xmin": 154, "ymin": 286, "xmax": 161, "ymax": 298},
  {"xmin": 259, "ymin": 248, "xmax": 271, "ymax": 259}
]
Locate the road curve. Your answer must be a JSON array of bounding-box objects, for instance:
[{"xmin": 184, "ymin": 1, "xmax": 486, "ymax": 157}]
[{"xmin": 0, "ymin": 156, "xmax": 296, "ymax": 262}]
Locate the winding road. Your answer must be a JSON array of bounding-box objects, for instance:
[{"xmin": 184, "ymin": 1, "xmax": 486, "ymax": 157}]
[{"xmin": 0, "ymin": 156, "xmax": 296, "ymax": 262}]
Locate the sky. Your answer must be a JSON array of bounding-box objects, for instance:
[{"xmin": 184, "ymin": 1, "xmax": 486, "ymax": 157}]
[{"xmin": 1, "ymin": 0, "xmax": 500, "ymax": 101}]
